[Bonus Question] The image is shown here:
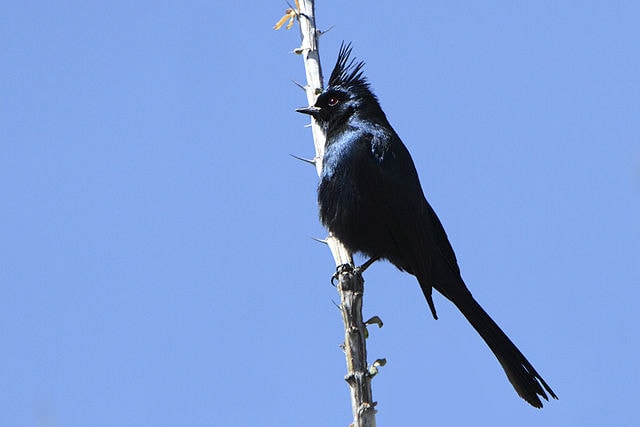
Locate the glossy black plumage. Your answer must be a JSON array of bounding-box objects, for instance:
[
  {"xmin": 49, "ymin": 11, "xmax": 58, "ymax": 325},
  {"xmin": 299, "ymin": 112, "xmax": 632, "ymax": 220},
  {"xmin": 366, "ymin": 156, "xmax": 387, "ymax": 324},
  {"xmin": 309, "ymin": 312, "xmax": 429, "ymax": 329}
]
[{"xmin": 297, "ymin": 43, "xmax": 557, "ymax": 408}]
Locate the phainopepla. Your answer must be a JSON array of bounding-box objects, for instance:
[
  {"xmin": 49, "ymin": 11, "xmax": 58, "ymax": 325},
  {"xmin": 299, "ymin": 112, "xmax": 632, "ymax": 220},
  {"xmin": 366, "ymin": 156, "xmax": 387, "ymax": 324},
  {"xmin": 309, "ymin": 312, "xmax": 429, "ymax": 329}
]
[{"xmin": 297, "ymin": 43, "xmax": 557, "ymax": 408}]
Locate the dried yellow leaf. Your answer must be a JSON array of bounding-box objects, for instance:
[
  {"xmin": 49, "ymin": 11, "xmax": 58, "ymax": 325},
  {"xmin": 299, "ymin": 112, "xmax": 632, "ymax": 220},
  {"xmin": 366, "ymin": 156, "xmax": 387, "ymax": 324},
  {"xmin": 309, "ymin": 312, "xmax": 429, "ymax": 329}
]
[
  {"xmin": 273, "ymin": 1, "xmax": 300, "ymax": 30},
  {"xmin": 273, "ymin": 10, "xmax": 293, "ymax": 30}
]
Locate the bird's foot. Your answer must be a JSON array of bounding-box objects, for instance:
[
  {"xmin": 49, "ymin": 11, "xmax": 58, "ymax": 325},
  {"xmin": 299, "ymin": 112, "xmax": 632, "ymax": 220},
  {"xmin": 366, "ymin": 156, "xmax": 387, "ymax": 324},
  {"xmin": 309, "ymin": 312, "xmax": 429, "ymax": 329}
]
[{"xmin": 331, "ymin": 263, "xmax": 353, "ymax": 286}]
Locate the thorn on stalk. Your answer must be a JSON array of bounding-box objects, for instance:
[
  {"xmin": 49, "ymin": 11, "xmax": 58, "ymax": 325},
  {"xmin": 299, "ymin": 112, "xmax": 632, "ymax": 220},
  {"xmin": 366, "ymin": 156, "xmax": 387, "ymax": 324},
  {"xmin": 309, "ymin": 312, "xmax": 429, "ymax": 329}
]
[
  {"xmin": 290, "ymin": 153, "xmax": 316, "ymax": 165},
  {"xmin": 318, "ymin": 25, "xmax": 335, "ymax": 36},
  {"xmin": 311, "ymin": 236, "xmax": 328, "ymax": 244},
  {"xmin": 291, "ymin": 79, "xmax": 307, "ymax": 91}
]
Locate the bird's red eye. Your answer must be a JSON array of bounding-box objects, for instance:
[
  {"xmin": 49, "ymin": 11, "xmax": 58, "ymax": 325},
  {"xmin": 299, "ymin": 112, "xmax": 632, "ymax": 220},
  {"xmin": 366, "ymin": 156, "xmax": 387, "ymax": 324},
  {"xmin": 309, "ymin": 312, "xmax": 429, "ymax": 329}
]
[{"xmin": 328, "ymin": 97, "xmax": 339, "ymax": 107}]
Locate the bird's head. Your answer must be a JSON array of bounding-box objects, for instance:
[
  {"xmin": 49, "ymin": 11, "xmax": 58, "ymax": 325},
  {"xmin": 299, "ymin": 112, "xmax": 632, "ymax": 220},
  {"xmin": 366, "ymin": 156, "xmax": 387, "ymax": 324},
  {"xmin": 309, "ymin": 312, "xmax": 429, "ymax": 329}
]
[{"xmin": 297, "ymin": 43, "xmax": 382, "ymax": 134}]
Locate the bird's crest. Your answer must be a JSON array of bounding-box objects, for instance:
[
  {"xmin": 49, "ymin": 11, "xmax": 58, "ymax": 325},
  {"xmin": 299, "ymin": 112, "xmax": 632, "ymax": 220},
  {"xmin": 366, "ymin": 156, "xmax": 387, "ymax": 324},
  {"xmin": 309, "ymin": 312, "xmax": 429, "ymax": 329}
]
[{"xmin": 328, "ymin": 42, "xmax": 369, "ymax": 91}]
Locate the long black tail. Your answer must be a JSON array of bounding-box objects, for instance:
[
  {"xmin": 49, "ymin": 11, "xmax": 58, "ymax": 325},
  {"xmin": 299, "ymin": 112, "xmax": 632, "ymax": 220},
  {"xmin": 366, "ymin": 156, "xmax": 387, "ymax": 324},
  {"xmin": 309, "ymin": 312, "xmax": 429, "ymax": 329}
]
[{"xmin": 450, "ymin": 289, "xmax": 558, "ymax": 407}]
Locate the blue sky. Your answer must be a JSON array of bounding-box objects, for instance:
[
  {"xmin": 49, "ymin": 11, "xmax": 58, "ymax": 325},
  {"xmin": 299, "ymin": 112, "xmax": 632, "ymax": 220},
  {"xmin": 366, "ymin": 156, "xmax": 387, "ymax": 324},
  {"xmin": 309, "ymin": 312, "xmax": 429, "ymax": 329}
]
[{"xmin": 2, "ymin": 1, "xmax": 639, "ymax": 426}]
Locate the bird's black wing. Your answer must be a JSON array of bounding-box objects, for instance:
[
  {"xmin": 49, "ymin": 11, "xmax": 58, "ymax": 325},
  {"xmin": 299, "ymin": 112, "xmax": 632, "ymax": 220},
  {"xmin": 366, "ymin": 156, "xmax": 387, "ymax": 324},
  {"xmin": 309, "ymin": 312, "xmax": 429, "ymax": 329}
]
[{"xmin": 355, "ymin": 129, "xmax": 466, "ymax": 318}]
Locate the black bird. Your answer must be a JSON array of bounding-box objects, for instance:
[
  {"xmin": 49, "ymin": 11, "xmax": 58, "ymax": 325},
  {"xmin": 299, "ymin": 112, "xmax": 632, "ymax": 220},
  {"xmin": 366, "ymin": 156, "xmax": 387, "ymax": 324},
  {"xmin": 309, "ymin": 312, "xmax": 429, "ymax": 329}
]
[{"xmin": 297, "ymin": 43, "xmax": 557, "ymax": 408}]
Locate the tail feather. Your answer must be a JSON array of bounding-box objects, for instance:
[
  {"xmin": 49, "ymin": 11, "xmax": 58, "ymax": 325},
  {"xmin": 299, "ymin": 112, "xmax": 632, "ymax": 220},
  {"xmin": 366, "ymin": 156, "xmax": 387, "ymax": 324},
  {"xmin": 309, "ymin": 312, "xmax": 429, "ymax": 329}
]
[{"xmin": 452, "ymin": 291, "xmax": 557, "ymax": 408}]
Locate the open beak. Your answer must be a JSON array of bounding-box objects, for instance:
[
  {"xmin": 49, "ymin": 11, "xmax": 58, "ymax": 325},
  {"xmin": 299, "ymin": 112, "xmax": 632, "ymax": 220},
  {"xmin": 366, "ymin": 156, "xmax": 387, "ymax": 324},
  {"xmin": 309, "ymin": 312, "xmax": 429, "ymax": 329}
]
[{"xmin": 295, "ymin": 106, "xmax": 322, "ymax": 117}]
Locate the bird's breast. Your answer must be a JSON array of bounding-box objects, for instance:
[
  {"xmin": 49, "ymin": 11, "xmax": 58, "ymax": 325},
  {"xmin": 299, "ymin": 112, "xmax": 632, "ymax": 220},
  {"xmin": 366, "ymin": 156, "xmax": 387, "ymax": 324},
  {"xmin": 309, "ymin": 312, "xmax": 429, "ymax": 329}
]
[{"xmin": 317, "ymin": 132, "xmax": 386, "ymax": 256}]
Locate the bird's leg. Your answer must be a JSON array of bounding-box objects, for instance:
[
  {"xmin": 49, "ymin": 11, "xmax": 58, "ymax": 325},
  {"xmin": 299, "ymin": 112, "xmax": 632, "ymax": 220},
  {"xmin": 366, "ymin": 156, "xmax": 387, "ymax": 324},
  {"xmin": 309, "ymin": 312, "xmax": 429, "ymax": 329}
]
[{"xmin": 355, "ymin": 256, "xmax": 380, "ymax": 274}]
